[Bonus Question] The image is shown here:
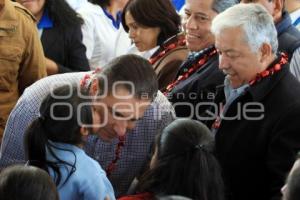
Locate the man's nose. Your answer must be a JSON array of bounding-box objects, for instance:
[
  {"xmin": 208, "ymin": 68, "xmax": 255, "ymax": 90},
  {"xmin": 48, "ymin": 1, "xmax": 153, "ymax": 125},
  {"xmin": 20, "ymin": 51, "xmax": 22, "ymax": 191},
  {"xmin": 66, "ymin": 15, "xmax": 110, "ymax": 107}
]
[
  {"xmin": 113, "ymin": 120, "xmax": 128, "ymax": 137},
  {"xmin": 185, "ymin": 15, "xmax": 198, "ymax": 30},
  {"xmin": 219, "ymin": 54, "xmax": 230, "ymax": 70},
  {"xmin": 128, "ymin": 29, "xmax": 136, "ymax": 40}
]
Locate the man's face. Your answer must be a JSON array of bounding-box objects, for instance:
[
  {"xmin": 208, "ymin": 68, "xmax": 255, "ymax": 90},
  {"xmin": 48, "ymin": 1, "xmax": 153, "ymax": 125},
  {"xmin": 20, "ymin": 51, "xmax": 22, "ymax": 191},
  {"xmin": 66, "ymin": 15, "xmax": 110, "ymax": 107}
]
[
  {"xmin": 182, "ymin": 0, "xmax": 217, "ymax": 52},
  {"xmin": 215, "ymin": 27, "xmax": 266, "ymax": 89},
  {"xmin": 92, "ymin": 87, "xmax": 151, "ymax": 142}
]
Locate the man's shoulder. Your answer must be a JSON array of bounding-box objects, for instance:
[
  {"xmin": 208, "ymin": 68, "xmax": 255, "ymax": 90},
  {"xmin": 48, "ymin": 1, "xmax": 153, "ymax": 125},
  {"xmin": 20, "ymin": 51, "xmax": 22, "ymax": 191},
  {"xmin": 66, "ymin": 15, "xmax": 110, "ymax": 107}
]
[
  {"xmin": 153, "ymin": 91, "xmax": 172, "ymax": 107},
  {"xmin": 29, "ymin": 72, "xmax": 86, "ymax": 88},
  {"xmin": 22, "ymin": 72, "xmax": 86, "ymax": 101},
  {"xmin": 11, "ymin": 2, "xmax": 36, "ymax": 22},
  {"xmin": 149, "ymin": 91, "xmax": 175, "ymax": 119},
  {"xmin": 264, "ymin": 68, "xmax": 300, "ymax": 107}
]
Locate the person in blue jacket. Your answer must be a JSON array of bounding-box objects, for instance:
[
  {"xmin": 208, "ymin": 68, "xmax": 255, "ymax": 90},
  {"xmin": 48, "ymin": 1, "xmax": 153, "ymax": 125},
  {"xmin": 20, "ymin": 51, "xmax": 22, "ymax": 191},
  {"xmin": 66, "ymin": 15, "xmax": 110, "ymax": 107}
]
[{"xmin": 24, "ymin": 85, "xmax": 115, "ymax": 200}]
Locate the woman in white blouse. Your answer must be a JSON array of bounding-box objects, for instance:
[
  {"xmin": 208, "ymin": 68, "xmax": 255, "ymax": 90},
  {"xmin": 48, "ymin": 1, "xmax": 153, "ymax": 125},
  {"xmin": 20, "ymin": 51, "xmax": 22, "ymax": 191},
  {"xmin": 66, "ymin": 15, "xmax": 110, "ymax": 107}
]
[{"xmin": 77, "ymin": 0, "xmax": 130, "ymax": 70}]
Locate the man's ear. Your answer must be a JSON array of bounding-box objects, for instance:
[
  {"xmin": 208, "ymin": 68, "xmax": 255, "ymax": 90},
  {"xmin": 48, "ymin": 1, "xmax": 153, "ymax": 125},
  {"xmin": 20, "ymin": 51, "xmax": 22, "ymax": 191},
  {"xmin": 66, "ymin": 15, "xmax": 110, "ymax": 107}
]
[
  {"xmin": 80, "ymin": 126, "xmax": 89, "ymax": 143},
  {"xmin": 80, "ymin": 126, "xmax": 89, "ymax": 137},
  {"xmin": 273, "ymin": 0, "xmax": 284, "ymax": 23},
  {"xmin": 259, "ymin": 43, "xmax": 273, "ymax": 65}
]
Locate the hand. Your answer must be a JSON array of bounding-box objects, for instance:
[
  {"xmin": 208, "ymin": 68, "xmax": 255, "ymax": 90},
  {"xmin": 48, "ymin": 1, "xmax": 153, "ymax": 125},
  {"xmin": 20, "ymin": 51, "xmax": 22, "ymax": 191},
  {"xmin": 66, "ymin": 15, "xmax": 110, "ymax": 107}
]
[{"xmin": 45, "ymin": 57, "xmax": 58, "ymax": 75}]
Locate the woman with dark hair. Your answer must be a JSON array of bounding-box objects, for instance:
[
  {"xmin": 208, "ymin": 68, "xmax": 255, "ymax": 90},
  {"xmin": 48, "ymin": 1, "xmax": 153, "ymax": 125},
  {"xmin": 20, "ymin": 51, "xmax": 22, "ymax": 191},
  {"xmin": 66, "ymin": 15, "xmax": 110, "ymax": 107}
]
[
  {"xmin": 16, "ymin": 0, "xmax": 90, "ymax": 75},
  {"xmin": 0, "ymin": 165, "xmax": 59, "ymax": 200},
  {"xmin": 121, "ymin": 0, "xmax": 188, "ymax": 90},
  {"xmin": 78, "ymin": 0, "xmax": 129, "ymax": 69},
  {"xmin": 118, "ymin": 119, "xmax": 224, "ymax": 200},
  {"xmin": 24, "ymin": 85, "xmax": 115, "ymax": 200}
]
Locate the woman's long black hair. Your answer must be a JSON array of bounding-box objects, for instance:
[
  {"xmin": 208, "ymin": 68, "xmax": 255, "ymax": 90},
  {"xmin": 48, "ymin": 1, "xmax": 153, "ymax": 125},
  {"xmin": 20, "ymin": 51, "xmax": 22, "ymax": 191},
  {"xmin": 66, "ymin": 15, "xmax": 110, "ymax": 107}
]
[
  {"xmin": 45, "ymin": 0, "xmax": 83, "ymax": 28},
  {"xmin": 137, "ymin": 119, "xmax": 225, "ymax": 200},
  {"xmin": 24, "ymin": 85, "xmax": 93, "ymax": 187}
]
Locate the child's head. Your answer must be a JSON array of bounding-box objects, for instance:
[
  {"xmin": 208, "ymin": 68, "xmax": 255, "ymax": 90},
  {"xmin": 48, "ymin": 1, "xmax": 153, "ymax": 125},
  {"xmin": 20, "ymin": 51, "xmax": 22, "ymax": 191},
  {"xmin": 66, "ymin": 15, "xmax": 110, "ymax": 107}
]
[
  {"xmin": 0, "ymin": 165, "xmax": 59, "ymax": 200},
  {"xmin": 40, "ymin": 84, "xmax": 92, "ymax": 144},
  {"xmin": 151, "ymin": 118, "xmax": 215, "ymax": 167},
  {"xmin": 139, "ymin": 119, "xmax": 224, "ymax": 200},
  {"xmin": 24, "ymin": 85, "xmax": 94, "ymax": 184},
  {"xmin": 25, "ymin": 84, "xmax": 93, "ymax": 147}
]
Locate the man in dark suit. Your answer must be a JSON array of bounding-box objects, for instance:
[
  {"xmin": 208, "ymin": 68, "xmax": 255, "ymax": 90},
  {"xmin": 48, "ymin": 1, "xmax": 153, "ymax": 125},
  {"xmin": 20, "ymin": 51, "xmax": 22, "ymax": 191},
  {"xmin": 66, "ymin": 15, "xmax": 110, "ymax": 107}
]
[
  {"xmin": 210, "ymin": 3, "xmax": 300, "ymax": 200},
  {"xmin": 166, "ymin": 0, "xmax": 237, "ymax": 119}
]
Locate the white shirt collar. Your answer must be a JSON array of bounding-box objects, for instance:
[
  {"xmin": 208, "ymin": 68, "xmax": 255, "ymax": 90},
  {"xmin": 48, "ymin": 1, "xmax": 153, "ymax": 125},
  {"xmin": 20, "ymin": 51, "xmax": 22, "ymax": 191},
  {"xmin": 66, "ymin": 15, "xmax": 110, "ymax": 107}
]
[
  {"xmin": 126, "ymin": 45, "xmax": 160, "ymax": 60},
  {"xmin": 224, "ymin": 77, "xmax": 249, "ymax": 102}
]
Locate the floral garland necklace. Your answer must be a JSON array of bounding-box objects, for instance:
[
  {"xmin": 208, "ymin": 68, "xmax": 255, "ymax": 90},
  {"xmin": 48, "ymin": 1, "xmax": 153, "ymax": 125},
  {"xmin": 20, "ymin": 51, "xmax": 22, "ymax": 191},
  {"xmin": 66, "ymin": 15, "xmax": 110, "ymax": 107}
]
[
  {"xmin": 80, "ymin": 67, "xmax": 101, "ymax": 91},
  {"xmin": 149, "ymin": 33, "xmax": 186, "ymax": 65},
  {"xmin": 249, "ymin": 52, "xmax": 288, "ymax": 86},
  {"xmin": 211, "ymin": 52, "xmax": 288, "ymax": 130},
  {"xmin": 163, "ymin": 46, "xmax": 217, "ymax": 95},
  {"xmin": 105, "ymin": 136, "xmax": 125, "ymax": 177}
]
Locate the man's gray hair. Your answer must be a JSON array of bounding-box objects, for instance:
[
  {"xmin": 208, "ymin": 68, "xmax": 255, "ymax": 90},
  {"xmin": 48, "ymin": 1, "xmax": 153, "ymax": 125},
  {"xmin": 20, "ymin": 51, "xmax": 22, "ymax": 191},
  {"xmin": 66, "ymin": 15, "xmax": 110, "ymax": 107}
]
[
  {"xmin": 211, "ymin": 3, "xmax": 278, "ymax": 53},
  {"xmin": 212, "ymin": 0, "xmax": 239, "ymax": 13}
]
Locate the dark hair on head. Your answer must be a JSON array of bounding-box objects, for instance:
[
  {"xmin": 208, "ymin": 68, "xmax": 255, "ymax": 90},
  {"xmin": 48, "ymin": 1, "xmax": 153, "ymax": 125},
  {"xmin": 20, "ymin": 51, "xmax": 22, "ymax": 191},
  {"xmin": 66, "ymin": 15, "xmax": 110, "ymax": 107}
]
[
  {"xmin": 24, "ymin": 85, "xmax": 93, "ymax": 186},
  {"xmin": 45, "ymin": 0, "xmax": 83, "ymax": 28},
  {"xmin": 121, "ymin": 0, "xmax": 181, "ymax": 45},
  {"xmin": 0, "ymin": 165, "xmax": 59, "ymax": 200},
  {"xmin": 98, "ymin": 54, "xmax": 158, "ymax": 101},
  {"xmin": 89, "ymin": 0, "xmax": 110, "ymax": 8},
  {"xmin": 137, "ymin": 119, "xmax": 224, "ymax": 200}
]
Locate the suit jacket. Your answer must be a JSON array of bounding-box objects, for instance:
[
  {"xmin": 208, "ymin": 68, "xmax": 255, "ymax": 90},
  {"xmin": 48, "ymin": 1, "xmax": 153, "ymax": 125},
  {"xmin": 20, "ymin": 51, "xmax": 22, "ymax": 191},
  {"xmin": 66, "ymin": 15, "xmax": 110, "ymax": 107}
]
[
  {"xmin": 168, "ymin": 47, "xmax": 225, "ymax": 120},
  {"xmin": 41, "ymin": 24, "xmax": 90, "ymax": 73},
  {"xmin": 151, "ymin": 34, "xmax": 188, "ymax": 90},
  {"xmin": 212, "ymin": 61, "xmax": 300, "ymax": 200}
]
